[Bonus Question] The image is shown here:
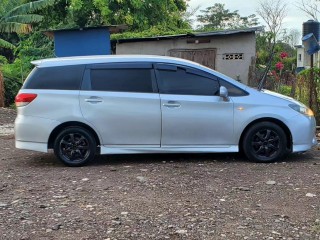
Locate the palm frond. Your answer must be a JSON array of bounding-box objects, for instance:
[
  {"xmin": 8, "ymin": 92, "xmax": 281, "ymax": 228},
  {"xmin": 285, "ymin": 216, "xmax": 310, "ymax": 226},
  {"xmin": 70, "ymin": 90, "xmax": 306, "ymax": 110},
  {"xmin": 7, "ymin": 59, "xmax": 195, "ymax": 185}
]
[
  {"xmin": 0, "ymin": 38, "xmax": 15, "ymax": 49},
  {"xmin": 5, "ymin": 0, "xmax": 55, "ymax": 17},
  {"xmin": 4, "ymin": 14, "xmax": 43, "ymax": 24},
  {"xmin": 0, "ymin": 22, "xmax": 32, "ymax": 34}
]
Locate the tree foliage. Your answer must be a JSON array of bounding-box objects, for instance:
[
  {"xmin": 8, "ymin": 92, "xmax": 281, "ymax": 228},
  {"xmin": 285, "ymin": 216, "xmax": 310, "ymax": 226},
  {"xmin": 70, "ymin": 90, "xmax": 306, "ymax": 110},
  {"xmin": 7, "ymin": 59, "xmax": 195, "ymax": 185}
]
[
  {"xmin": 256, "ymin": 31, "xmax": 296, "ymax": 70},
  {"xmin": 0, "ymin": 0, "xmax": 55, "ymax": 49},
  {"xmin": 112, "ymin": 26, "xmax": 192, "ymax": 40},
  {"xmin": 196, "ymin": 3, "xmax": 259, "ymax": 30},
  {"xmin": 37, "ymin": 0, "xmax": 189, "ymax": 31}
]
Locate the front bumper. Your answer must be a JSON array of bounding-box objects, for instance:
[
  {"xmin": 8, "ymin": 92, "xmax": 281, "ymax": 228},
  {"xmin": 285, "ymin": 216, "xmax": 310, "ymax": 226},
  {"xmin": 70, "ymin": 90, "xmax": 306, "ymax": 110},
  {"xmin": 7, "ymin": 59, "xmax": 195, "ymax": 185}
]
[{"xmin": 288, "ymin": 114, "xmax": 317, "ymax": 152}]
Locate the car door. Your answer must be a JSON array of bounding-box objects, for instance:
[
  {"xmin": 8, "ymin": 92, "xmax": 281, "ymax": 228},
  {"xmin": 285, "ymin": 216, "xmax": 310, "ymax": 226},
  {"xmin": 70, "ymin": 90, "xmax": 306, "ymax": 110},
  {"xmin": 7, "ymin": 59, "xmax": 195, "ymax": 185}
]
[
  {"xmin": 155, "ymin": 63, "xmax": 234, "ymax": 146},
  {"xmin": 79, "ymin": 62, "xmax": 161, "ymax": 146}
]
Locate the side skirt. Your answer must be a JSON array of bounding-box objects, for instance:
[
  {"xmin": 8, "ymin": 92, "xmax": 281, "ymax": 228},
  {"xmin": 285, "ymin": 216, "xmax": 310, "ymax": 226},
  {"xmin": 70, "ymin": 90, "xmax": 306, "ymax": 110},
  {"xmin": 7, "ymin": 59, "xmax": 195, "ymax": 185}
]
[{"xmin": 100, "ymin": 145, "xmax": 239, "ymax": 155}]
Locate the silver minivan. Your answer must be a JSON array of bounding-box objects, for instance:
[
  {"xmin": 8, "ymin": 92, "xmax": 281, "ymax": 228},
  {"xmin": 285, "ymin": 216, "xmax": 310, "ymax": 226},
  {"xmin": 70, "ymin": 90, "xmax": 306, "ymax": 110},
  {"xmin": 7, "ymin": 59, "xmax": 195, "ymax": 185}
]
[{"xmin": 15, "ymin": 55, "xmax": 317, "ymax": 166}]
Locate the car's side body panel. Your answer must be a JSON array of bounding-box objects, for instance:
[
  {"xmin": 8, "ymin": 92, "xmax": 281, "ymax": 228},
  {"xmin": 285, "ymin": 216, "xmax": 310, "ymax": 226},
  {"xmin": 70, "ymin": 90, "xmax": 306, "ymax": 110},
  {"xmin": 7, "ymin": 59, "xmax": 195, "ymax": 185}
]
[
  {"xmin": 160, "ymin": 94, "xmax": 234, "ymax": 146},
  {"xmin": 79, "ymin": 91, "xmax": 162, "ymax": 145}
]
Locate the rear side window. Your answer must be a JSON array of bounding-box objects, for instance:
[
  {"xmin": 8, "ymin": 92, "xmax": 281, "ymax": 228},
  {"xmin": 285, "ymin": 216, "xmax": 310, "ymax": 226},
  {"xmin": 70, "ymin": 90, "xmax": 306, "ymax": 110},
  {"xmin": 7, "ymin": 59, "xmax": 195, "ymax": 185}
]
[
  {"xmin": 23, "ymin": 65, "xmax": 85, "ymax": 90},
  {"xmin": 90, "ymin": 68, "xmax": 153, "ymax": 93}
]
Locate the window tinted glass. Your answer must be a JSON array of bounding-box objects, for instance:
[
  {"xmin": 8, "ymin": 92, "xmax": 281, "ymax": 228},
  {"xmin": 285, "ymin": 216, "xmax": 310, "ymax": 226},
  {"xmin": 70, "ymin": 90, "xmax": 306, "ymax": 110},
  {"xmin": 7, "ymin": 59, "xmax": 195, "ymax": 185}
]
[
  {"xmin": 157, "ymin": 67, "xmax": 219, "ymax": 96},
  {"xmin": 219, "ymin": 80, "xmax": 248, "ymax": 96},
  {"xmin": 23, "ymin": 65, "xmax": 85, "ymax": 90},
  {"xmin": 90, "ymin": 69, "xmax": 153, "ymax": 93}
]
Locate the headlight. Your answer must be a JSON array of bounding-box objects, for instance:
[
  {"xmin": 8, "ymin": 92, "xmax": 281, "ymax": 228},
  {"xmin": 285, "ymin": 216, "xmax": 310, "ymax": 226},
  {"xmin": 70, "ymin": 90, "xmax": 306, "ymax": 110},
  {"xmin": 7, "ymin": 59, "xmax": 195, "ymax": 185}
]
[{"xmin": 289, "ymin": 104, "xmax": 314, "ymax": 116}]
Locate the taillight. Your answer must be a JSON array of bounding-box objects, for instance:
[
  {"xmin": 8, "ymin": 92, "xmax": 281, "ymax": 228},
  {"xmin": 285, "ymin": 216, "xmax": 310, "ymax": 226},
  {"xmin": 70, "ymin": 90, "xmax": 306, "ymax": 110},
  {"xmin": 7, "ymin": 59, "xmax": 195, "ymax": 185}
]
[{"xmin": 15, "ymin": 93, "xmax": 37, "ymax": 107}]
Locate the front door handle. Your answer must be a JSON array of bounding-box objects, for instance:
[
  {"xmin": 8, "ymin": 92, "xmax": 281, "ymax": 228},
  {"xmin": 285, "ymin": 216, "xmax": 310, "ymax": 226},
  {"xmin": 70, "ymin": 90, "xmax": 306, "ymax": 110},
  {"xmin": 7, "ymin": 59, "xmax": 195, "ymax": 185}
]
[
  {"xmin": 85, "ymin": 97, "xmax": 103, "ymax": 103},
  {"xmin": 163, "ymin": 101, "xmax": 181, "ymax": 108}
]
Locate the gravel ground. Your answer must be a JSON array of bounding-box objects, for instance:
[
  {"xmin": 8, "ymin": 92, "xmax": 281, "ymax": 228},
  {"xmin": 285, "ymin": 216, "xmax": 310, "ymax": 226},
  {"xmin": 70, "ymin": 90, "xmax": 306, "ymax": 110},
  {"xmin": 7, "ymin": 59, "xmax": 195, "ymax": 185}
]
[
  {"xmin": 0, "ymin": 108, "xmax": 319, "ymax": 240},
  {"xmin": 0, "ymin": 108, "xmax": 15, "ymax": 136}
]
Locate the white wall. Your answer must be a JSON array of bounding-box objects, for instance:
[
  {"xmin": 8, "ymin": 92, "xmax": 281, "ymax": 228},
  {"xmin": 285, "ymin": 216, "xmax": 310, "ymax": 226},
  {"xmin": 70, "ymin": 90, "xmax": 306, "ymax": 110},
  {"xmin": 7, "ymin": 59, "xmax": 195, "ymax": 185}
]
[
  {"xmin": 296, "ymin": 48, "xmax": 304, "ymax": 68},
  {"xmin": 116, "ymin": 33, "xmax": 256, "ymax": 84},
  {"xmin": 300, "ymin": 48, "xmax": 320, "ymax": 68}
]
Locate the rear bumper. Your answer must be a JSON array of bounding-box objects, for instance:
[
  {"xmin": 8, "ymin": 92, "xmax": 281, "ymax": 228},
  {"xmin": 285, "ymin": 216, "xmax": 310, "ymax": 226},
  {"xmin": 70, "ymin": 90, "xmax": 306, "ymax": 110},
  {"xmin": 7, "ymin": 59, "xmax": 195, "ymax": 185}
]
[{"xmin": 15, "ymin": 115, "xmax": 60, "ymax": 152}]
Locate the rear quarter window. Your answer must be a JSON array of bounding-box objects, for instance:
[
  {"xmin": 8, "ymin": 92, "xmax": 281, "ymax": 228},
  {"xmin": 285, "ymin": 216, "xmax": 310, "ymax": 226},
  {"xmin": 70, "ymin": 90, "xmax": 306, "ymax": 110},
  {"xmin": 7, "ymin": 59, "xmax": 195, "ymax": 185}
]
[{"xmin": 22, "ymin": 65, "xmax": 85, "ymax": 90}]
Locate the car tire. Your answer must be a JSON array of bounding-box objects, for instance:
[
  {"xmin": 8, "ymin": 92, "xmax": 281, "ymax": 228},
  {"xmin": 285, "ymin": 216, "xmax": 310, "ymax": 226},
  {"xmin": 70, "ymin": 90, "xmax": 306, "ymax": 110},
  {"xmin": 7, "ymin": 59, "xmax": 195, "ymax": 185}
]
[
  {"xmin": 242, "ymin": 122, "xmax": 288, "ymax": 163},
  {"xmin": 54, "ymin": 127, "xmax": 96, "ymax": 167}
]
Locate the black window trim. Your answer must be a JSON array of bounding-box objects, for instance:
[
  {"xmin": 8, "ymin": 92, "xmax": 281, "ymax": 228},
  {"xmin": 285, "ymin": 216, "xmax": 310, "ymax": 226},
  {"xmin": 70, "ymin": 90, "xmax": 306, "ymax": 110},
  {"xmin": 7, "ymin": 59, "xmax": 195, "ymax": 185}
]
[
  {"xmin": 155, "ymin": 63, "xmax": 217, "ymax": 80},
  {"xmin": 87, "ymin": 62, "xmax": 153, "ymax": 70}
]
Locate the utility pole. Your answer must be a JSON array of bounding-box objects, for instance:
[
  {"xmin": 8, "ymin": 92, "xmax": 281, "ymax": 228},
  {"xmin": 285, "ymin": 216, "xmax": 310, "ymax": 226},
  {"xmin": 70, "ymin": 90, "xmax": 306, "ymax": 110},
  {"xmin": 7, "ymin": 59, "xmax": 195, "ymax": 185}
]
[{"xmin": 309, "ymin": 54, "xmax": 314, "ymax": 108}]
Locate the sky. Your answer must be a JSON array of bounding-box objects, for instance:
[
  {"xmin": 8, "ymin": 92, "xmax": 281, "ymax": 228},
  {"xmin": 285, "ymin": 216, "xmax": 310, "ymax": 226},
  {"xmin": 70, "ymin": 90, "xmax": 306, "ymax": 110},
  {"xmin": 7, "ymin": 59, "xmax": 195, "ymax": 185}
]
[{"xmin": 188, "ymin": 0, "xmax": 311, "ymax": 33}]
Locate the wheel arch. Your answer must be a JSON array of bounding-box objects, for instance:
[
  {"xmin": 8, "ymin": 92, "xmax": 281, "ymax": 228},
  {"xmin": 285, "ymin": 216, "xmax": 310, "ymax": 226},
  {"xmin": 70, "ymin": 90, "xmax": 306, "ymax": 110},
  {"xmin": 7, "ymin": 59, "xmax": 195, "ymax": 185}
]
[
  {"xmin": 48, "ymin": 121, "xmax": 101, "ymax": 152},
  {"xmin": 239, "ymin": 117, "xmax": 293, "ymax": 151}
]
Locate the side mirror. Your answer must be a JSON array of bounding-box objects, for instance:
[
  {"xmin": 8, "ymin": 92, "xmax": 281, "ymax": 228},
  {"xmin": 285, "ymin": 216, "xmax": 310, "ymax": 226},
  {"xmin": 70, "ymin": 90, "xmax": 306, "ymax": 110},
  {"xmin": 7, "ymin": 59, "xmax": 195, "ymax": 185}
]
[{"xmin": 219, "ymin": 86, "xmax": 229, "ymax": 101}]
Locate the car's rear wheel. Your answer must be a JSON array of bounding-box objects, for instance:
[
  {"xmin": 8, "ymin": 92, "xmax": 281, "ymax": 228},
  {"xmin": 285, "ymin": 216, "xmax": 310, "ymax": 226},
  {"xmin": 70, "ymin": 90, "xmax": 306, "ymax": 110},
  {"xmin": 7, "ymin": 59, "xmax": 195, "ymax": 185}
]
[
  {"xmin": 54, "ymin": 127, "xmax": 96, "ymax": 167},
  {"xmin": 242, "ymin": 122, "xmax": 288, "ymax": 163}
]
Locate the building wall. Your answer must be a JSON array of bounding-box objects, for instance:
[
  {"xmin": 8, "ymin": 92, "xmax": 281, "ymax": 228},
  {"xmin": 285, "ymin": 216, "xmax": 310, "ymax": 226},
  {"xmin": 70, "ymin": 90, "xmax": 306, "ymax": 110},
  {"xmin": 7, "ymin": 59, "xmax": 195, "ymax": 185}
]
[
  {"xmin": 296, "ymin": 48, "xmax": 304, "ymax": 68},
  {"xmin": 54, "ymin": 28, "xmax": 111, "ymax": 57},
  {"xmin": 116, "ymin": 33, "xmax": 256, "ymax": 84},
  {"xmin": 298, "ymin": 48, "xmax": 320, "ymax": 69}
]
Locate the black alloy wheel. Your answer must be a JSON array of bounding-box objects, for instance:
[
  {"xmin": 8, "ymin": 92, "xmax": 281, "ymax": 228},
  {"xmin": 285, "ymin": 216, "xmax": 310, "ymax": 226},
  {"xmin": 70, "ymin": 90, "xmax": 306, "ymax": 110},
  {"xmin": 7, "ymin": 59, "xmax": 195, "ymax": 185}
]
[
  {"xmin": 54, "ymin": 127, "xmax": 96, "ymax": 167},
  {"xmin": 243, "ymin": 122, "xmax": 288, "ymax": 163}
]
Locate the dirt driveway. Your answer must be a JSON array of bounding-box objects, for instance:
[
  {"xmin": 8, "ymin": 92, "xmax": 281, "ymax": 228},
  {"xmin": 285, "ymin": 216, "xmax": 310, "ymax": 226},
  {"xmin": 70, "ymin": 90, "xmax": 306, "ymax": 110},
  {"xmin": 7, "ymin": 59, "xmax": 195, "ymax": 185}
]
[{"xmin": 0, "ymin": 108, "xmax": 319, "ymax": 240}]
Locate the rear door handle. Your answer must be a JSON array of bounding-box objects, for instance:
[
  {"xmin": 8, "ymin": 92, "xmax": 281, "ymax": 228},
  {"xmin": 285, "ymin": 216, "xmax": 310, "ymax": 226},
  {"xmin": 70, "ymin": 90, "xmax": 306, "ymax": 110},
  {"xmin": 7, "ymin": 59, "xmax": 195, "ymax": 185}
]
[
  {"xmin": 84, "ymin": 97, "xmax": 103, "ymax": 103},
  {"xmin": 163, "ymin": 101, "xmax": 181, "ymax": 108}
]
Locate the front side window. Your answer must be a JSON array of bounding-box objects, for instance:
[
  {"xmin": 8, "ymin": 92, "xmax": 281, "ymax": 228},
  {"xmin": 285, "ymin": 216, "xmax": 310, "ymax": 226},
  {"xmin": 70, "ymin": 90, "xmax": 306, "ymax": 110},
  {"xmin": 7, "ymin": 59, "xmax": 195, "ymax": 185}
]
[
  {"xmin": 90, "ymin": 68, "xmax": 153, "ymax": 93},
  {"xmin": 219, "ymin": 80, "xmax": 248, "ymax": 97},
  {"xmin": 156, "ymin": 65, "xmax": 219, "ymax": 96}
]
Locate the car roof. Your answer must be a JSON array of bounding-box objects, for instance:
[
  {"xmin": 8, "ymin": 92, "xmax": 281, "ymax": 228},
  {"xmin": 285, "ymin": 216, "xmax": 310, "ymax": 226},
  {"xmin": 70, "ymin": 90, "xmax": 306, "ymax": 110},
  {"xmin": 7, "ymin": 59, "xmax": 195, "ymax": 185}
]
[{"xmin": 31, "ymin": 55, "xmax": 202, "ymax": 68}]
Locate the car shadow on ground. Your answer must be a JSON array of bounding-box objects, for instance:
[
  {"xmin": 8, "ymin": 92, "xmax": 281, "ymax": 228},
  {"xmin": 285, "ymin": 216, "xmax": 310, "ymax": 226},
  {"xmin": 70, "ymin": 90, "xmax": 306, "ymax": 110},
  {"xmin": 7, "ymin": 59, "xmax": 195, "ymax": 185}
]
[
  {"xmin": 20, "ymin": 150, "xmax": 318, "ymax": 168},
  {"xmin": 93, "ymin": 152, "xmax": 248, "ymax": 166}
]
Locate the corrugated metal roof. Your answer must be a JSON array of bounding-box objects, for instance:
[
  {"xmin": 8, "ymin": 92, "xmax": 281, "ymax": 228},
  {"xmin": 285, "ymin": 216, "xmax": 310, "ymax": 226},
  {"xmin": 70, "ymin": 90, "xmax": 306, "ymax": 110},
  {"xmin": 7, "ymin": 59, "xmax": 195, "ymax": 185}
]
[
  {"xmin": 193, "ymin": 27, "xmax": 263, "ymax": 37},
  {"xmin": 113, "ymin": 27, "xmax": 263, "ymax": 43}
]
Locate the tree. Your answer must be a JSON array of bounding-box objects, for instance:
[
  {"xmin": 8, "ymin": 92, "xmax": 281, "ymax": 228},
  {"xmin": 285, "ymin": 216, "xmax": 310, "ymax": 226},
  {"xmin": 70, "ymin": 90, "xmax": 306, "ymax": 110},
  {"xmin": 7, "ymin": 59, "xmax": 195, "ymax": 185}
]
[
  {"xmin": 0, "ymin": 0, "xmax": 55, "ymax": 49},
  {"xmin": 0, "ymin": 0, "xmax": 55, "ymax": 107},
  {"xmin": 40, "ymin": 0, "xmax": 189, "ymax": 31},
  {"xmin": 256, "ymin": 0, "xmax": 288, "ymax": 90},
  {"xmin": 257, "ymin": 0, "xmax": 287, "ymax": 43},
  {"xmin": 281, "ymin": 28, "xmax": 301, "ymax": 48},
  {"xmin": 196, "ymin": 3, "xmax": 259, "ymax": 30},
  {"xmin": 182, "ymin": 3, "xmax": 200, "ymax": 27},
  {"xmin": 296, "ymin": 0, "xmax": 320, "ymax": 20}
]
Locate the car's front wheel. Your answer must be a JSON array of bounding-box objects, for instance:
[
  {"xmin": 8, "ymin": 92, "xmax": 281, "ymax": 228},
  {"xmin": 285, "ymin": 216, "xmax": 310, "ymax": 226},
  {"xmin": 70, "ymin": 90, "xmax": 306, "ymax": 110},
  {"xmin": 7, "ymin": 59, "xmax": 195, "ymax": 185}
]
[
  {"xmin": 242, "ymin": 122, "xmax": 288, "ymax": 163},
  {"xmin": 54, "ymin": 127, "xmax": 96, "ymax": 167}
]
